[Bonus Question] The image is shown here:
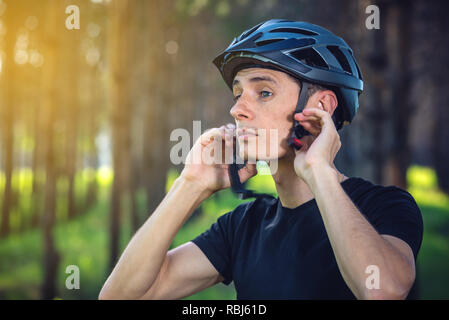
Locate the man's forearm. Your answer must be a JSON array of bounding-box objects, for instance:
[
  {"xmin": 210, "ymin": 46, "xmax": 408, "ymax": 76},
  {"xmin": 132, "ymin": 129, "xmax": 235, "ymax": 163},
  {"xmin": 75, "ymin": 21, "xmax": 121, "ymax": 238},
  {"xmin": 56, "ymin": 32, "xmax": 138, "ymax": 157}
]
[
  {"xmin": 306, "ymin": 165, "xmax": 413, "ymax": 299},
  {"xmin": 99, "ymin": 176, "xmax": 212, "ymax": 299}
]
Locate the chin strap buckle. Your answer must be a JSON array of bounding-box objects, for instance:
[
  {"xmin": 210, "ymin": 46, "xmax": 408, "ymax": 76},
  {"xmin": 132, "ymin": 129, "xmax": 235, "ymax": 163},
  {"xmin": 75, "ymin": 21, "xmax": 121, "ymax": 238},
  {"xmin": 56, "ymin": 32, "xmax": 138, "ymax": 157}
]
[{"xmin": 289, "ymin": 137, "xmax": 303, "ymax": 150}]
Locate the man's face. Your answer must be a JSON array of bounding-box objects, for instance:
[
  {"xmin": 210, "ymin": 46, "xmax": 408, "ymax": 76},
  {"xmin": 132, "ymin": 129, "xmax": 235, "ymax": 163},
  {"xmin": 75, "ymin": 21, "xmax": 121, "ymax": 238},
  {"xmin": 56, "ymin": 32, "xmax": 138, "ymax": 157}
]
[{"xmin": 230, "ymin": 67, "xmax": 299, "ymax": 161}]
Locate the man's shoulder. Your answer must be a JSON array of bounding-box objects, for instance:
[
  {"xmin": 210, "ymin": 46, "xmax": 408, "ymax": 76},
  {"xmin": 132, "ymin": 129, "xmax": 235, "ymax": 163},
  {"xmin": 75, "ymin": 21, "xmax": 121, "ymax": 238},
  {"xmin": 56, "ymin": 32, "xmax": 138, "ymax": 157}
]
[
  {"xmin": 344, "ymin": 176, "xmax": 420, "ymax": 211},
  {"xmin": 345, "ymin": 176, "xmax": 403, "ymax": 196}
]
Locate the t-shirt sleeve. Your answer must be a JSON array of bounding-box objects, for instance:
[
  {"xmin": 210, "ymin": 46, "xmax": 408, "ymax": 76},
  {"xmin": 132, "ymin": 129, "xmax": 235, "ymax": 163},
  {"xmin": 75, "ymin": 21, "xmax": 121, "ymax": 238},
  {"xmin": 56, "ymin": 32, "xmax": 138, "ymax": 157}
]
[
  {"xmin": 190, "ymin": 211, "xmax": 235, "ymax": 285},
  {"xmin": 364, "ymin": 186, "xmax": 424, "ymax": 261}
]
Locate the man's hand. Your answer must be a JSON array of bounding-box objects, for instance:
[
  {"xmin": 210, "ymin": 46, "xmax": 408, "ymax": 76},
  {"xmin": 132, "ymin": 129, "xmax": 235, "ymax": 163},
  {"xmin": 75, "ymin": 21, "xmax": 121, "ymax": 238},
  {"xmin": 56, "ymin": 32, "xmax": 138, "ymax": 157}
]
[
  {"xmin": 180, "ymin": 123, "xmax": 257, "ymax": 194},
  {"xmin": 292, "ymin": 106, "xmax": 341, "ymax": 183}
]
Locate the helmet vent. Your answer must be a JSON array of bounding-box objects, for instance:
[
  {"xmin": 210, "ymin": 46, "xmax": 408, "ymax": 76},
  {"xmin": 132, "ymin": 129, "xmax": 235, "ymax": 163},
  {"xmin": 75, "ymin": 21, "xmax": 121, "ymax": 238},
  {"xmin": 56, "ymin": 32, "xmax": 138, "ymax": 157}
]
[
  {"xmin": 327, "ymin": 46, "xmax": 352, "ymax": 74},
  {"xmin": 239, "ymin": 22, "xmax": 264, "ymax": 41},
  {"xmin": 269, "ymin": 27, "xmax": 318, "ymax": 36},
  {"xmin": 255, "ymin": 38, "xmax": 284, "ymax": 47},
  {"xmin": 289, "ymin": 48, "xmax": 328, "ymax": 69}
]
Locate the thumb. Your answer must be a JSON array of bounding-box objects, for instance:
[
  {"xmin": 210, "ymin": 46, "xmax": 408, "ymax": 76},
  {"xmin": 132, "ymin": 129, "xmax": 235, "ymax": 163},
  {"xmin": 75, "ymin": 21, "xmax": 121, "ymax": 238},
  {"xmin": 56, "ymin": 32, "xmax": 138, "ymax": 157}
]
[{"xmin": 239, "ymin": 162, "xmax": 258, "ymax": 182}]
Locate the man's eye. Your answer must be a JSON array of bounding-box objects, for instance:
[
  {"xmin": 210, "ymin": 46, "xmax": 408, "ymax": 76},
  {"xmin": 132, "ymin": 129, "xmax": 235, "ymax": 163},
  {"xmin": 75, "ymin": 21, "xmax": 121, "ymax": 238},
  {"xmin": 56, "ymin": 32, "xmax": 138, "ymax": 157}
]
[
  {"xmin": 233, "ymin": 94, "xmax": 241, "ymax": 102},
  {"xmin": 261, "ymin": 91, "xmax": 272, "ymax": 98}
]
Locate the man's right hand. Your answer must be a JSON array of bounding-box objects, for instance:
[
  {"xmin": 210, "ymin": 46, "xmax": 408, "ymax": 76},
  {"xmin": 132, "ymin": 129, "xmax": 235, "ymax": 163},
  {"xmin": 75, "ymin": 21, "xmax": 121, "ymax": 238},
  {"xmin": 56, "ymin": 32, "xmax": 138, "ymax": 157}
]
[{"xmin": 180, "ymin": 123, "xmax": 257, "ymax": 194}]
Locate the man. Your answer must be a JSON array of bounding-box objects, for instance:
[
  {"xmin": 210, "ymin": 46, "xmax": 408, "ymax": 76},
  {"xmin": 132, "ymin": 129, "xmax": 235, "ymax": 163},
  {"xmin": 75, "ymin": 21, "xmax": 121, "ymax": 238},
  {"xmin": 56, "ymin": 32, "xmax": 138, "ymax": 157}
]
[{"xmin": 99, "ymin": 20, "xmax": 423, "ymax": 300}]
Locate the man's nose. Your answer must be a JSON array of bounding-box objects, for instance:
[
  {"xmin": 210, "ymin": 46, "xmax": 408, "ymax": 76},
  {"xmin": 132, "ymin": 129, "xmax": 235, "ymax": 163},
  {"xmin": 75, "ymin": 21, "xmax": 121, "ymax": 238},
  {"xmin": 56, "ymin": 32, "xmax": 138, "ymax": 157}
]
[{"xmin": 230, "ymin": 96, "xmax": 254, "ymax": 121}]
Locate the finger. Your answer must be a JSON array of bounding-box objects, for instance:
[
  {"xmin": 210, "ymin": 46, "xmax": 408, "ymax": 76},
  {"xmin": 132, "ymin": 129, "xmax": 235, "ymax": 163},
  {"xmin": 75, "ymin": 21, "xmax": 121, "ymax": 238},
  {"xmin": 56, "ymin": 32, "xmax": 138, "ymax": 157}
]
[
  {"xmin": 298, "ymin": 121, "xmax": 321, "ymax": 137},
  {"xmin": 223, "ymin": 129, "xmax": 235, "ymax": 164},
  {"xmin": 200, "ymin": 128, "xmax": 217, "ymax": 145},
  {"xmin": 225, "ymin": 126, "xmax": 236, "ymax": 137},
  {"xmin": 200, "ymin": 127, "xmax": 224, "ymax": 147},
  {"xmin": 295, "ymin": 116, "xmax": 321, "ymax": 134},
  {"xmin": 302, "ymin": 108, "xmax": 331, "ymax": 122},
  {"xmin": 240, "ymin": 162, "xmax": 258, "ymax": 180},
  {"xmin": 294, "ymin": 113, "xmax": 320, "ymax": 122},
  {"xmin": 302, "ymin": 108, "xmax": 335, "ymax": 130}
]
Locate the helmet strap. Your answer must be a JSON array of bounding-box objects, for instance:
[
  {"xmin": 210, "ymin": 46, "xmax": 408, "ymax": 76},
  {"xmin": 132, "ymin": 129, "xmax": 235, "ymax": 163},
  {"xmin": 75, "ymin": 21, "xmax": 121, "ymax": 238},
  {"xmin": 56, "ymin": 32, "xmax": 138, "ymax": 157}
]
[
  {"xmin": 288, "ymin": 81, "xmax": 312, "ymax": 150},
  {"xmin": 228, "ymin": 143, "xmax": 272, "ymax": 200}
]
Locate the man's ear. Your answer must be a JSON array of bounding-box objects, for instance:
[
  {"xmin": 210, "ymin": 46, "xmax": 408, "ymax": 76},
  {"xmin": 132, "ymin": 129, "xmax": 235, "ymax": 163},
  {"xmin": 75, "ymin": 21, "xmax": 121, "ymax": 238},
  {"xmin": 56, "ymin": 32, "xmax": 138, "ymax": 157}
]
[{"xmin": 317, "ymin": 90, "xmax": 338, "ymax": 116}]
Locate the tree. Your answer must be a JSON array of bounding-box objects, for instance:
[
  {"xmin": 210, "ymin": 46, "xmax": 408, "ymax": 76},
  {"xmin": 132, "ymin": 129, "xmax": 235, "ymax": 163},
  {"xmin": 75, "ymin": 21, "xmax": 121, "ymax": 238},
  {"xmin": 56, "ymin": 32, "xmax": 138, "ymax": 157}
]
[
  {"xmin": 107, "ymin": 0, "xmax": 133, "ymax": 271},
  {"xmin": 0, "ymin": 0, "xmax": 17, "ymax": 238},
  {"xmin": 383, "ymin": 0, "xmax": 414, "ymax": 189},
  {"xmin": 63, "ymin": 9, "xmax": 82, "ymax": 220},
  {"xmin": 40, "ymin": 0, "xmax": 62, "ymax": 299},
  {"xmin": 142, "ymin": 0, "xmax": 173, "ymax": 218}
]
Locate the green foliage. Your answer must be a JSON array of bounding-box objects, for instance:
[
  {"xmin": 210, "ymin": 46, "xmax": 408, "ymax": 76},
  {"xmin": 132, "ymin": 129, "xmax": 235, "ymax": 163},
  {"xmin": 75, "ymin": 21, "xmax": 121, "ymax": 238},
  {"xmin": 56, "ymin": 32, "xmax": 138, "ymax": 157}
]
[
  {"xmin": 407, "ymin": 165, "xmax": 449, "ymax": 211},
  {"xmin": 407, "ymin": 166, "xmax": 449, "ymax": 299},
  {"xmin": 407, "ymin": 165, "xmax": 438, "ymax": 189},
  {"xmin": 0, "ymin": 165, "xmax": 448, "ymax": 299}
]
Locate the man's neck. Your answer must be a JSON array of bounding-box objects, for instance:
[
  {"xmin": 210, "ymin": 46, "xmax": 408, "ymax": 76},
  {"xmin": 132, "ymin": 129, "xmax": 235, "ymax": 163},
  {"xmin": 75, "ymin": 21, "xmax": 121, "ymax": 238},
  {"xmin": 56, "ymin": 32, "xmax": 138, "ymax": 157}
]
[{"xmin": 269, "ymin": 152, "xmax": 347, "ymax": 209}]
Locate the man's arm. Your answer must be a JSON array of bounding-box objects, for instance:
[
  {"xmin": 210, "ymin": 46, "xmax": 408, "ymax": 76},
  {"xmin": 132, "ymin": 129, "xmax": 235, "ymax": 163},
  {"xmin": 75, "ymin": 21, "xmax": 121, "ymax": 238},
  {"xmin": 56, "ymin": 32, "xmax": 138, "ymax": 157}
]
[
  {"xmin": 294, "ymin": 107, "xmax": 416, "ymax": 300},
  {"xmin": 99, "ymin": 124, "xmax": 253, "ymax": 299},
  {"xmin": 99, "ymin": 176, "xmax": 217, "ymax": 300},
  {"xmin": 139, "ymin": 241, "xmax": 225, "ymax": 300},
  {"xmin": 307, "ymin": 166, "xmax": 416, "ymax": 300}
]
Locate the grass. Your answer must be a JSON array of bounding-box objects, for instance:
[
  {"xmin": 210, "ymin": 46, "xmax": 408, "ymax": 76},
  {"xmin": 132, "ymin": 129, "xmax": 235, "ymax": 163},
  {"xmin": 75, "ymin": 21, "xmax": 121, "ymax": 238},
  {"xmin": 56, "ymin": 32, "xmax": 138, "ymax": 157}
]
[{"xmin": 0, "ymin": 164, "xmax": 448, "ymax": 299}]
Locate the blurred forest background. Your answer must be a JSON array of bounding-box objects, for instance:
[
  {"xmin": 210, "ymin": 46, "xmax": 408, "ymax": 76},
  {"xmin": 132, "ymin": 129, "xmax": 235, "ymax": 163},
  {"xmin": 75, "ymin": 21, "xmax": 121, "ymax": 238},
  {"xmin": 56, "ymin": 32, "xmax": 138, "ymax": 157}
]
[{"xmin": 0, "ymin": 0, "xmax": 448, "ymax": 300}]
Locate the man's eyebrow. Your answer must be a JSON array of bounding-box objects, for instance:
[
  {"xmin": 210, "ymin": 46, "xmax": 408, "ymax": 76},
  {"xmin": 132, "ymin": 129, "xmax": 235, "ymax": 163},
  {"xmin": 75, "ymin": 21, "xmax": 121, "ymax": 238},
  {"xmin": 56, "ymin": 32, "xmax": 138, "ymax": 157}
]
[{"xmin": 232, "ymin": 76, "xmax": 277, "ymax": 88}]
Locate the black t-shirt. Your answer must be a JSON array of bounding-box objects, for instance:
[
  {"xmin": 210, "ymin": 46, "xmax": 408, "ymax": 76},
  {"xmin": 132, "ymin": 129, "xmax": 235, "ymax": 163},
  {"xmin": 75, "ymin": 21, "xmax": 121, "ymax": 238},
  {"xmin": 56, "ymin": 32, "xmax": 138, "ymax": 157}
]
[{"xmin": 191, "ymin": 176, "xmax": 424, "ymax": 299}]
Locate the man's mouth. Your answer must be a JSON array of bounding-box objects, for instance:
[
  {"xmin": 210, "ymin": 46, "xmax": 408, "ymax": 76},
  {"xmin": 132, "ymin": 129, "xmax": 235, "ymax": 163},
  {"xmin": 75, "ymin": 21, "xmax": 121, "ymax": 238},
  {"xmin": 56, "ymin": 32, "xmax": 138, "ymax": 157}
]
[{"xmin": 236, "ymin": 128, "xmax": 258, "ymax": 139}]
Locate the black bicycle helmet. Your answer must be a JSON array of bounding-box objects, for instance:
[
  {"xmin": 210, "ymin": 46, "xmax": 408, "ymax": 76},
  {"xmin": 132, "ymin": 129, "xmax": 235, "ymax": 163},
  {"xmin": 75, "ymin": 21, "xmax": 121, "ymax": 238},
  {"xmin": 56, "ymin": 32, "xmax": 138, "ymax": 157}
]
[{"xmin": 213, "ymin": 19, "xmax": 364, "ymax": 129}]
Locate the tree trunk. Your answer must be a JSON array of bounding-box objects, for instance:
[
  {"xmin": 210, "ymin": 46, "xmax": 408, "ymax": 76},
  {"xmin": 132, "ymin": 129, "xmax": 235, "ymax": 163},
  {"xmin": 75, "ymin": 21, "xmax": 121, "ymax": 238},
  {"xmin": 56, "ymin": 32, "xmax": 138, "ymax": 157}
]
[
  {"xmin": 107, "ymin": 0, "xmax": 132, "ymax": 271},
  {"xmin": 0, "ymin": 103, "xmax": 14, "ymax": 237},
  {"xmin": 40, "ymin": 0, "xmax": 61, "ymax": 299},
  {"xmin": 367, "ymin": 0, "xmax": 390, "ymax": 185},
  {"xmin": 65, "ymin": 27, "xmax": 81, "ymax": 220},
  {"xmin": 130, "ymin": 161, "xmax": 140, "ymax": 233},
  {"xmin": 384, "ymin": 0, "xmax": 413, "ymax": 189},
  {"xmin": 85, "ymin": 55, "xmax": 101, "ymax": 210},
  {"xmin": 31, "ymin": 94, "xmax": 44, "ymax": 228},
  {"xmin": 142, "ymin": 0, "xmax": 172, "ymax": 218},
  {"xmin": 0, "ymin": 0, "xmax": 18, "ymax": 238},
  {"xmin": 426, "ymin": 1, "xmax": 449, "ymax": 194},
  {"xmin": 85, "ymin": 100, "xmax": 99, "ymax": 209}
]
